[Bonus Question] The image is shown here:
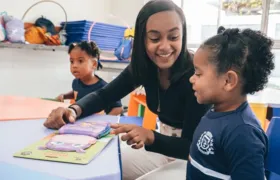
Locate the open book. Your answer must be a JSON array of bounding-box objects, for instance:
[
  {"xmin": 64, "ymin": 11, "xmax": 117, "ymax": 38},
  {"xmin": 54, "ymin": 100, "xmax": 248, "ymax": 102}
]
[{"xmin": 13, "ymin": 121, "xmax": 114, "ymax": 165}]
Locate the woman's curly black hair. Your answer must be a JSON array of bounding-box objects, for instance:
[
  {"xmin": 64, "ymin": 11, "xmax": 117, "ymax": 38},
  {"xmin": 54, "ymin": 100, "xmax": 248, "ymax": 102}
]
[
  {"xmin": 68, "ymin": 41, "xmax": 103, "ymax": 70},
  {"xmin": 201, "ymin": 28, "xmax": 275, "ymax": 95}
]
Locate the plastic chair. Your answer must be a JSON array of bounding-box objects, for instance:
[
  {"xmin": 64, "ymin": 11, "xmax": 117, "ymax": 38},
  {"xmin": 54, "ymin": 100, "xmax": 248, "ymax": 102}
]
[
  {"xmin": 127, "ymin": 93, "xmax": 157, "ymax": 130},
  {"xmin": 267, "ymin": 172, "xmax": 280, "ymax": 180},
  {"xmin": 265, "ymin": 117, "xmax": 280, "ymax": 177},
  {"xmin": 269, "ymin": 104, "xmax": 280, "ymax": 117}
]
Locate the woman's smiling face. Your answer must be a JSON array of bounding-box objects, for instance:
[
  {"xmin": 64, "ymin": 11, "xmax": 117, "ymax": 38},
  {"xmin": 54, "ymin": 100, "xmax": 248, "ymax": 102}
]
[{"xmin": 145, "ymin": 11, "xmax": 183, "ymax": 70}]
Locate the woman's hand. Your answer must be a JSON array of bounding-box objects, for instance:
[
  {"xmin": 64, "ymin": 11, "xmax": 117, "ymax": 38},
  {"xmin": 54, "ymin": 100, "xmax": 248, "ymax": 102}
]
[
  {"xmin": 44, "ymin": 107, "xmax": 76, "ymax": 129},
  {"xmin": 110, "ymin": 124, "xmax": 155, "ymax": 149}
]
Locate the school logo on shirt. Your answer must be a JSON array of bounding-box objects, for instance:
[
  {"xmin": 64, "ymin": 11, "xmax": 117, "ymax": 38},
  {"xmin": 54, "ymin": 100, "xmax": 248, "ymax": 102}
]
[{"xmin": 197, "ymin": 131, "xmax": 214, "ymax": 155}]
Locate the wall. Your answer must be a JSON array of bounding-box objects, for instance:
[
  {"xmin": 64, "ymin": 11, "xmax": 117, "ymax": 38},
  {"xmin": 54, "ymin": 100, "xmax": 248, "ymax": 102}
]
[
  {"xmin": 1, "ymin": 0, "xmax": 145, "ymax": 27},
  {"xmin": 2, "ymin": 0, "xmax": 111, "ymax": 25},
  {"xmin": 108, "ymin": 0, "xmax": 145, "ymax": 27},
  {"xmin": 0, "ymin": 0, "xmax": 146, "ymax": 106},
  {"xmin": 0, "ymin": 47, "xmax": 130, "ymax": 105}
]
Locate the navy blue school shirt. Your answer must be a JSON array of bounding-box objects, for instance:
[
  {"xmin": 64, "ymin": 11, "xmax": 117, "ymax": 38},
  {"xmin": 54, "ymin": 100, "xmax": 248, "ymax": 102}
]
[
  {"xmin": 187, "ymin": 101, "xmax": 267, "ymax": 180},
  {"xmin": 72, "ymin": 76, "xmax": 122, "ymax": 114}
]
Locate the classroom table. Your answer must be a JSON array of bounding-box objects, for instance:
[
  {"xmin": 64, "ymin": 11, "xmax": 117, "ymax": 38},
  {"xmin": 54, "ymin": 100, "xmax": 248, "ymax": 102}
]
[
  {"xmin": 0, "ymin": 95, "xmax": 68, "ymax": 121},
  {"xmin": 0, "ymin": 115, "xmax": 122, "ymax": 180}
]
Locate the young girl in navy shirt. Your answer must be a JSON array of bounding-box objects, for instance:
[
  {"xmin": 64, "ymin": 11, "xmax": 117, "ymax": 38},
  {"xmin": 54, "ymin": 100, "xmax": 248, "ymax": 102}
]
[
  {"xmin": 56, "ymin": 41, "xmax": 122, "ymax": 115},
  {"xmin": 188, "ymin": 28, "xmax": 274, "ymax": 180}
]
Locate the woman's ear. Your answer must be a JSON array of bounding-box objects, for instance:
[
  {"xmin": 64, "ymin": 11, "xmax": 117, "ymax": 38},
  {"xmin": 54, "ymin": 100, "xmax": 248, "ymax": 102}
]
[{"xmin": 223, "ymin": 70, "xmax": 239, "ymax": 92}]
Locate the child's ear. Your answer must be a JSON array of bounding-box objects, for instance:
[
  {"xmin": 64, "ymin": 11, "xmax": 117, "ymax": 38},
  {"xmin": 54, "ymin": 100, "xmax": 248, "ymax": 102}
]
[
  {"xmin": 92, "ymin": 58, "xmax": 97, "ymax": 68},
  {"xmin": 224, "ymin": 70, "xmax": 238, "ymax": 92}
]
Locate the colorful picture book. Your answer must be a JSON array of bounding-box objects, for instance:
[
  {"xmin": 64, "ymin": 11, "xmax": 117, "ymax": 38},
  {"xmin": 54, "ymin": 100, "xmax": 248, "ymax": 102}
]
[{"xmin": 13, "ymin": 120, "xmax": 114, "ymax": 165}]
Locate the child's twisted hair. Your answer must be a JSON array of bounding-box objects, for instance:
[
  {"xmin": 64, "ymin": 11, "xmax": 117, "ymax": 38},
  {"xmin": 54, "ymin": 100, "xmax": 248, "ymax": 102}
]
[
  {"xmin": 201, "ymin": 28, "xmax": 275, "ymax": 95},
  {"xmin": 68, "ymin": 41, "xmax": 103, "ymax": 70}
]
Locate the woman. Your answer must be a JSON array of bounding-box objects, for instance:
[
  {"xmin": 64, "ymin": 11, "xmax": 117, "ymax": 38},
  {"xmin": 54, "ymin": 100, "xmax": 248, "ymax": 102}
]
[{"xmin": 44, "ymin": 0, "xmax": 209, "ymax": 179}]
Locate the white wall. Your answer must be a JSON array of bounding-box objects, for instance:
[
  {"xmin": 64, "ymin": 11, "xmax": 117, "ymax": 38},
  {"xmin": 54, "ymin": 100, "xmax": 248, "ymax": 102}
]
[
  {"xmin": 0, "ymin": 0, "xmax": 145, "ymax": 106},
  {"xmin": 0, "ymin": 48, "xmax": 130, "ymax": 105},
  {"xmin": 2, "ymin": 0, "xmax": 111, "ymax": 25},
  {"xmin": 1, "ymin": 0, "xmax": 146, "ymax": 27},
  {"xmin": 108, "ymin": 0, "xmax": 145, "ymax": 27}
]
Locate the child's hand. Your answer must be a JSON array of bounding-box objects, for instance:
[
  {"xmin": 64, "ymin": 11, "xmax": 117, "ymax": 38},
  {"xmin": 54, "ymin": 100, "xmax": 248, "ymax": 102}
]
[
  {"xmin": 110, "ymin": 124, "xmax": 155, "ymax": 149},
  {"xmin": 56, "ymin": 94, "xmax": 64, "ymax": 102}
]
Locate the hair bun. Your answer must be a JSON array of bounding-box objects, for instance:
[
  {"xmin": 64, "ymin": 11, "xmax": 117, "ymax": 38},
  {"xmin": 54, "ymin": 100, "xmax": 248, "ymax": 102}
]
[
  {"xmin": 222, "ymin": 28, "xmax": 240, "ymax": 38},
  {"xmin": 217, "ymin": 26, "xmax": 225, "ymax": 34}
]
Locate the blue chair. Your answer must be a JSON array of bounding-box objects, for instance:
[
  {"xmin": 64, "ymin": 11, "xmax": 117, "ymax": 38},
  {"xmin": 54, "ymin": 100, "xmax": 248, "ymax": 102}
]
[
  {"xmin": 268, "ymin": 172, "xmax": 280, "ymax": 180},
  {"xmin": 265, "ymin": 117, "xmax": 280, "ymax": 179}
]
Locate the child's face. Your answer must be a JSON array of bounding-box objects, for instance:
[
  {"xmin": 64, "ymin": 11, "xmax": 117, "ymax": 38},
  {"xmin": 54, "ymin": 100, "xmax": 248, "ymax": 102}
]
[
  {"xmin": 69, "ymin": 47, "xmax": 97, "ymax": 79},
  {"xmin": 189, "ymin": 48, "xmax": 226, "ymax": 104}
]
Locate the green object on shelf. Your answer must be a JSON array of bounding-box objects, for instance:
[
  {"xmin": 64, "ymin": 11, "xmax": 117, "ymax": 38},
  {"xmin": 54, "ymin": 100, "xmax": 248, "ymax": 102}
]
[{"xmin": 138, "ymin": 104, "xmax": 145, "ymax": 117}]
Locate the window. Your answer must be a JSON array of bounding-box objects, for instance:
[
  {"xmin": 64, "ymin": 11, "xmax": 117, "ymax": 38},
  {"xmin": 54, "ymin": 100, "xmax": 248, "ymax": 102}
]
[
  {"xmin": 272, "ymin": 49, "xmax": 280, "ymax": 77},
  {"xmin": 201, "ymin": 25, "xmax": 218, "ymax": 41},
  {"xmin": 183, "ymin": 0, "xmax": 219, "ymax": 44},
  {"xmin": 220, "ymin": 0, "xmax": 262, "ymax": 31},
  {"xmin": 182, "ymin": 0, "xmax": 280, "ymax": 78},
  {"xmin": 267, "ymin": 0, "xmax": 280, "ymax": 39},
  {"xmin": 183, "ymin": 0, "xmax": 264, "ymax": 44},
  {"xmin": 275, "ymin": 24, "xmax": 280, "ymax": 39}
]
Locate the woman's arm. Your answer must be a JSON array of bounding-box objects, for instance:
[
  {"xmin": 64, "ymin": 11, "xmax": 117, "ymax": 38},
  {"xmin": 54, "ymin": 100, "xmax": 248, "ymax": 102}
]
[
  {"xmin": 110, "ymin": 84, "xmax": 209, "ymax": 159},
  {"xmin": 73, "ymin": 66, "xmax": 138, "ymax": 118},
  {"xmin": 85, "ymin": 103, "xmax": 123, "ymax": 116},
  {"xmin": 105, "ymin": 100, "xmax": 123, "ymax": 116},
  {"xmin": 108, "ymin": 107, "xmax": 123, "ymax": 116},
  {"xmin": 145, "ymin": 87, "xmax": 210, "ymax": 159},
  {"xmin": 111, "ymin": 93, "xmax": 209, "ymax": 159}
]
